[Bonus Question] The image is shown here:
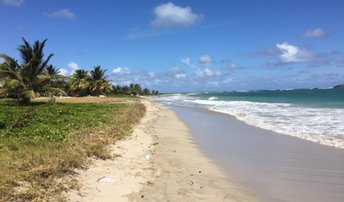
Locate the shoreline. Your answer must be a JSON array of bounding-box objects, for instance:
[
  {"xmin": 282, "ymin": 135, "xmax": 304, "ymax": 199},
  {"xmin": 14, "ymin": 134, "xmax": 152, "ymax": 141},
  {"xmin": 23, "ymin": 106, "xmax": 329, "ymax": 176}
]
[
  {"xmin": 67, "ymin": 98, "xmax": 256, "ymax": 201},
  {"xmin": 172, "ymin": 105, "xmax": 344, "ymax": 202}
]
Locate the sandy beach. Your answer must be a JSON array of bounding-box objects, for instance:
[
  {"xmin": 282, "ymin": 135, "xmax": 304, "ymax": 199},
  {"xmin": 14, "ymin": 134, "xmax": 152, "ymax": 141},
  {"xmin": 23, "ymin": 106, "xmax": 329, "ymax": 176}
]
[
  {"xmin": 67, "ymin": 99, "xmax": 256, "ymax": 202},
  {"xmin": 172, "ymin": 106, "xmax": 344, "ymax": 202}
]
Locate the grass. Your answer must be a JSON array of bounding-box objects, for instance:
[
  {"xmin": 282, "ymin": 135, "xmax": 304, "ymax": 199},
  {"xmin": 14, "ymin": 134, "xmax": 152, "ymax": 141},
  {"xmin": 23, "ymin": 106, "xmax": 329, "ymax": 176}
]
[{"xmin": 0, "ymin": 97, "xmax": 145, "ymax": 201}]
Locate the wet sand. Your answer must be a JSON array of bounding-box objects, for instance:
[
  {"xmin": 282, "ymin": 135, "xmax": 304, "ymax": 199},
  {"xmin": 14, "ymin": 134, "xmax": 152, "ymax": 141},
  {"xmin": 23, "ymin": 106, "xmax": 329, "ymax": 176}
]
[{"xmin": 172, "ymin": 106, "xmax": 344, "ymax": 202}]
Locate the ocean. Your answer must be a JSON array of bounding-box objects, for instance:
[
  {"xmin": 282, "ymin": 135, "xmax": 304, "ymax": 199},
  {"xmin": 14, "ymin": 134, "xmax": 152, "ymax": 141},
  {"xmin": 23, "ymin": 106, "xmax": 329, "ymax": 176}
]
[{"xmin": 156, "ymin": 88, "xmax": 344, "ymax": 149}]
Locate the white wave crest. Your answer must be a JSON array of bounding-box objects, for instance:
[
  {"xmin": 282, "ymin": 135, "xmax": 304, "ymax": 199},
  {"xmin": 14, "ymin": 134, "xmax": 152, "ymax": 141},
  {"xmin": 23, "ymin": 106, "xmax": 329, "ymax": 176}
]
[
  {"xmin": 192, "ymin": 100, "xmax": 344, "ymax": 149},
  {"xmin": 208, "ymin": 96, "xmax": 218, "ymax": 101}
]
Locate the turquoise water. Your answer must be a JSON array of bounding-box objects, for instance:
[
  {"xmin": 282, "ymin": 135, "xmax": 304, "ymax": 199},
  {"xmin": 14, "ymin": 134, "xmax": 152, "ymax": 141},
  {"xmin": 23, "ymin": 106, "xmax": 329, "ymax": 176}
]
[
  {"xmin": 156, "ymin": 88, "xmax": 344, "ymax": 148},
  {"xmin": 192, "ymin": 88, "xmax": 344, "ymax": 109}
]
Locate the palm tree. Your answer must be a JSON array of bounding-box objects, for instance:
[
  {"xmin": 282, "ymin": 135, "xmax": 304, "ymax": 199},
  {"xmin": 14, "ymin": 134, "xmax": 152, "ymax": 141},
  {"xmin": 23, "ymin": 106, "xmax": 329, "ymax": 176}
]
[
  {"xmin": 122, "ymin": 85, "xmax": 130, "ymax": 95},
  {"xmin": 44, "ymin": 65, "xmax": 66, "ymax": 98},
  {"xmin": 70, "ymin": 69, "xmax": 90, "ymax": 96},
  {"xmin": 143, "ymin": 88, "xmax": 150, "ymax": 95},
  {"xmin": 46, "ymin": 65, "xmax": 60, "ymax": 77},
  {"xmin": 0, "ymin": 55, "xmax": 29, "ymax": 102},
  {"xmin": 89, "ymin": 66, "xmax": 111, "ymax": 97},
  {"xmin": 132, "ymin": 84, "xmax": 140, "ymax": 95},
  {"xmin": 0, "ymin": 38, "xmax": 64, "ymax": 105}
]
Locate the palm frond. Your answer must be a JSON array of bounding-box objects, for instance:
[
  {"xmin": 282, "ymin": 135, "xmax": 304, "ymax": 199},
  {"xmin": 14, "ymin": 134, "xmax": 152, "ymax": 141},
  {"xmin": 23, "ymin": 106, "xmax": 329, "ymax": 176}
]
[
  {"xmin": 3, "ymin": 78, "xmax": 25, "ymax": 89},
  {"xmin": 18, "ymin": 37, "xmax": 33, "ymax": 64},
  {"xmin": 22, "ymin": 89, "xmax": 36, "ymax": 98},
  {"xmin": 41, "ymin": 53, "xmax": 54, "ymax": 69},
  {"xmin": 44, "ymin": 86, "xmax": 67, "ymax": 95}
]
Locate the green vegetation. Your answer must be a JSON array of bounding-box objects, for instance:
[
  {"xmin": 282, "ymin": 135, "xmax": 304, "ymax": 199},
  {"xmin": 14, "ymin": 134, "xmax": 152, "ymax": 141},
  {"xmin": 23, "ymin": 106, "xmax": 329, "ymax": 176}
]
[
  {"xmin": 0, "ymin": 37, "xmax": 157, "ymax": 201},
  {"xmin": 0, "ymin": 98, "xmax": 145, "ymax": 201},
  {"xmin": 0, "ymin": 100, "xmax": 121, "ymax": 141},
  {"xmin": 0, "ymin": 38, "xmax": 160, "ymax": 102},
  {"xmin": 69, "ymin": 66, "xmax": 112, "ymax": 97},
  {"xmin": 111, "ymin": 83, "xmax": 159, "ymax": 96},
  {"xmin": 0, "ymin": 38, "xmax": 65, "ymax": 105}
]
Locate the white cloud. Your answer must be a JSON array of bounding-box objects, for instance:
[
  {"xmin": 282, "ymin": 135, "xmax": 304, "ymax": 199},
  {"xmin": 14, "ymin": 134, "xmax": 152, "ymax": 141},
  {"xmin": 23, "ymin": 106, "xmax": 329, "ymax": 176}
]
[
  {"xmin": 195, "ymin": 68, "xmax": 221, "ymax": 78},
  {"xmin": 117, "ymin": 80, "xmax": 132, "ymax": 86},
  {"xmin": 112, "ymin": 67, "xmax": 130, "ymax": 75},
  {"xmin": 223, "ymin": 77, "xmax": 233, "ymax": 84},
  {"xmin": 68, "ymin": 61, "xmax": 79, "ymax": 73},
  {"xmin": 215, "ymin": 70, "xmax": 222, "ymax": 76},
  {"xmin": 152, "ymin": 2, "xmax": 202, "ymax": 27},
  {"xmin": 175, "ymin": 73, "xmax": 186, "ymax": 79},
  {"xmin": 199, "ymin": 55, "xmax": 212, "ymax": 64},
  {"xmin": 207, "ymin": 81, "xmax": 219, "ymax": 86},
  {"xmin": 2, "ymin": 0, "xmax": 24, "ymax": 6},
  {"xmin": 148, "ymin": 72, "xmax": 155, "ymax": 78},
  {"xmin": 276, "ymin": 42, "xmax": 311, "ymax": 63},
  {"xmin": 167, "ymin": 66, "xmax": 188, "ymax": 79},
  {"xmin": 48, "ymin": 9, "xmax": 76, "ymax": 20},
  {"xmin": 302, "ymin": 28, "xmax": 327, "ymax": 38},
  {"xmin": 195, "ymin": 69, "xmax": 203, "ymax": 77},
  {"xmin": 181, "ymin": 57, "xmax": 191, "ymax": 66},
  {"xmin": 204, "ymin": 68, "xmax": 213, "ymax": 76},
  {"xmin": 59, "ymin": 68, "xmax": 68, "ymax": 76}
]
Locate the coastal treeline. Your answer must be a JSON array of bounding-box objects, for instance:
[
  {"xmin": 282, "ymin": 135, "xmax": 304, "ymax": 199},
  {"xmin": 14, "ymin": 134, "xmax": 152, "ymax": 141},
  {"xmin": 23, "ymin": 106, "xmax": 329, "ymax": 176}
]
[
  {"xmin": 0, "ymin": 38, "xmax": 150, "ymax": 200},
  {"xmin": 0, "ymin": 38, "xmax": 159, "ymax": 105}
]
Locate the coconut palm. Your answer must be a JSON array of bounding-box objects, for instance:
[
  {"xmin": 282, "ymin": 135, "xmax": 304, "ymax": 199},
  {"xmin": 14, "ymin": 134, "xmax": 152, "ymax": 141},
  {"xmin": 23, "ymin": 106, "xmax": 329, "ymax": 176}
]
[
  {"xmin": 143, "ymin": 88, "xmax": 150, "ymax": 95},
  {"xmin": 0, "ymin": 38, "xmax": 64, "ymax": 105},
  {"xmin": 122, "ymin": 85, "xmax": 130, "ymax": 95},
  {"xmin": 70, "ymin": 69, "xmax": 89, "ymax": 89},
  {"xmin": 46, "ymin": 65, "xmax": 60, "ymax": 77},
  {"xmin": 0, "ymin": 55, "xmax": 29, "ymax": 102},
  {"xmin": 70, "ymin": 69, "xmax": 90, "ymax": 96},
  {"xmin": 44, "ymin": 65, "xmax": 67, "ymax": 98},
  {"xmin": 133, "ymin": 84, "xmax": 142, "ymax": 95},
  {"xmin": 89, "ymin": 66, "xmax": 111, "ymax": 97}
]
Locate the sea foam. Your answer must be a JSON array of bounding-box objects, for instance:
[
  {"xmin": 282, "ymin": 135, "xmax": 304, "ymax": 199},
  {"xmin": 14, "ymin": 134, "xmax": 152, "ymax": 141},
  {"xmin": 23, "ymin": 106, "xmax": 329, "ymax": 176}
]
[
  {"xmin": 155, "ymin": 94, "xmax": 344, "ymax": 148},
  {"xmin": 191, "ymin": 99, "xmax": 344, "ymax": 149}
]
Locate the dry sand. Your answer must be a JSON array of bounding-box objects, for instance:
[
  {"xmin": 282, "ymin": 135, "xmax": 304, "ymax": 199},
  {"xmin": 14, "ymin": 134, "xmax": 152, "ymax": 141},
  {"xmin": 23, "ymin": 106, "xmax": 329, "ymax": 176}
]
[{"xmin": 67, "ymin": 99, "xmax": 256, "ymax": 202}]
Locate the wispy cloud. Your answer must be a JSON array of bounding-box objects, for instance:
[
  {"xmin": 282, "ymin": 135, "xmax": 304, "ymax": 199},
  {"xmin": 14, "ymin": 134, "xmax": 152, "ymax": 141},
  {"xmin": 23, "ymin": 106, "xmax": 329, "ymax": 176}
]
[
  {"xmin": 195, "ymin": 68, "xmax": 222, "ymax": 78},
  {"xmin": 227, "ymin": 63, "xmax": 237, "ymax": 72},
  {"xmin": 302, "ymin": 28, "xmax": 327, "ymax": 38},
  {"xmin": 198, "ymin": 55, "xmax": 213, "ymax": 64},
  {"xmin": 111, "ymin": 68, "xmax": 160, "ymax": 87},
  {"xmin": 181, "ymin": 57, "xmax": 191, "ymax": 67},
  {"xmin": 152, "ymin": 2, "xmax": 203, "ymax": 27},
  {"xmin": 112, "ymin": 67, "xmax": 130, "ymax": 75},
  {"xmin": 335, "ymin": 57, "xmax": 344, "ymax": 67},
  {"xmin": 257, "ymin": 42, "xmax": 343, "ymax": 68},
  {"xmin": 59, "ymin": 68, "xmax": 68, "ymax": 76},
  {"xmin": 68, "ymin": 61, "xmax": 79, "ymax": 74},
  {"xmin": 2, "ymin": 0, "xmax": 24, "ymax": 7},
  {"xmin": 47, "ymin": 8, "xmax": 76, "ymax": 20}
]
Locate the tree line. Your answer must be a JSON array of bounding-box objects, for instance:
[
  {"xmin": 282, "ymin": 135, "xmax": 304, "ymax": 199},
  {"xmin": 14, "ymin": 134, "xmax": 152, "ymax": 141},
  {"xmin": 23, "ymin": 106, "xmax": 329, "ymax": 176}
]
[{"xmin": 0, "ymin": 38, "xmax": 159, "ymax": 105}]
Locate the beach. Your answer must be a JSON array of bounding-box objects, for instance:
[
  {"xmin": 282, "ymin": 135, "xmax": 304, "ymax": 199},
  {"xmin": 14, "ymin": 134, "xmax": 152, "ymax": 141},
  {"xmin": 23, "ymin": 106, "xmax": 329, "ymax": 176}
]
[
  {"xmin": 66, "ymin": 96, "xmax": 344, "ymax": 202},
  {"xmin": 67, "ymin": 99, "xmax": 256, "ymax": 202},
  {"xmin": 172, "ymin": 106, "xmax": 344, "ymax": 202}
]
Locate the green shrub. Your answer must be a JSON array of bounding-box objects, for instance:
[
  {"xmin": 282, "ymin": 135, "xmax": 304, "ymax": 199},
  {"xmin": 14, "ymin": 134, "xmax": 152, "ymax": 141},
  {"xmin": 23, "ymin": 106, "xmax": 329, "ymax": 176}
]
[{"xmin": 0, "ymin": 102, "xmax": 122, "ymax": 141}]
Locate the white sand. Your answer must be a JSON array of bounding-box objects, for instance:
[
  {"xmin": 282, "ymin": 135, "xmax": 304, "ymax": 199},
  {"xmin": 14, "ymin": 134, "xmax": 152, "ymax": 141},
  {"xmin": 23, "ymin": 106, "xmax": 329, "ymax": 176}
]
[{"xmin": 67, "ymin": 99, "xmax": 256, "ymax": 202}]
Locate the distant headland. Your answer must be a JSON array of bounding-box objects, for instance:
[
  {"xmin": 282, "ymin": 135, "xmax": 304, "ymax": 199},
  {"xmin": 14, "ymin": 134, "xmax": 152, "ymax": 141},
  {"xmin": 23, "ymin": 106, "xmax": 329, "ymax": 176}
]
[{"xmin": 334, "ymin": 84, "xmax": 344, "ymax": 88}]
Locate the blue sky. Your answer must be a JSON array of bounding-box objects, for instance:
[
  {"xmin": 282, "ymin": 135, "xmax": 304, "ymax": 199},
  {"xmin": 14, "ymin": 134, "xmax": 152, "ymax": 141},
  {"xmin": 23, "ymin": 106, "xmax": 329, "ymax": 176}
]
[{"xmin": 1, "ymin": 0, "xmax": 344, "ymax": 92}]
